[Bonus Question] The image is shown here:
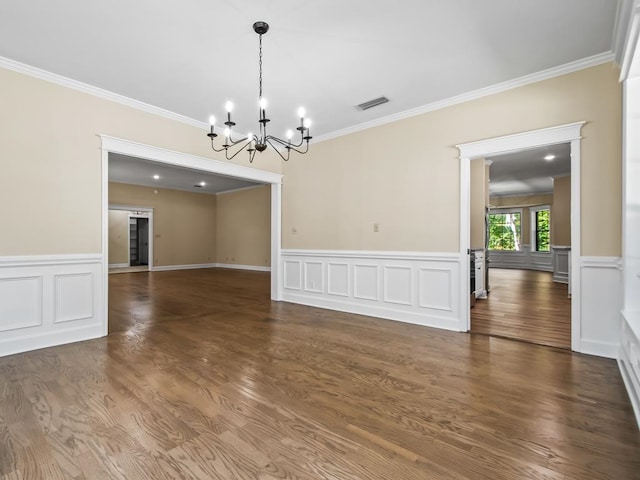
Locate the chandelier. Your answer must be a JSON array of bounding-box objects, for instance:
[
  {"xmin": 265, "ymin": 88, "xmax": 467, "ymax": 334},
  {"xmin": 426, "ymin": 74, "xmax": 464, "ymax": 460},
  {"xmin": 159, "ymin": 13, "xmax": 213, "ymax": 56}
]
[{"xmin": 207, "ymin": 21, "xmax": 312, "ymax": 163}]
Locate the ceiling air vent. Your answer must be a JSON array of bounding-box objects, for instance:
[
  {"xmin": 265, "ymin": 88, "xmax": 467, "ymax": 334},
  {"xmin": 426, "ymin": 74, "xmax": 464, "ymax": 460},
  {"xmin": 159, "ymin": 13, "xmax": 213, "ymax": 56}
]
[{"xmin": 356, "ymin": 96, "xmax": 389, "ymax": 111}]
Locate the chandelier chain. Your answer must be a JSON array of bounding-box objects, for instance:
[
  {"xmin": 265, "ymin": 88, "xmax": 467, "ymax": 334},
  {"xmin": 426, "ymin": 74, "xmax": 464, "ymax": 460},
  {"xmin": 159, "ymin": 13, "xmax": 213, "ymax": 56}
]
[{"xmin": 258, "ymin": 34, "xmax": 263, "ymax": 100}]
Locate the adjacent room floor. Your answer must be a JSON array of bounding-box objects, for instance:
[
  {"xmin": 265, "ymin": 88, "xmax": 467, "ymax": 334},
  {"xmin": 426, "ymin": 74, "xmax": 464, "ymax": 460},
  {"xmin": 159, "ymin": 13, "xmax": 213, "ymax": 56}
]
[
  {"xmin": 471, "ymin": 268, "xmax": 571, "ymax": 349},
  {"xmin": 0, "ymin": 269, "xmax": 638, "ymax": 479}
]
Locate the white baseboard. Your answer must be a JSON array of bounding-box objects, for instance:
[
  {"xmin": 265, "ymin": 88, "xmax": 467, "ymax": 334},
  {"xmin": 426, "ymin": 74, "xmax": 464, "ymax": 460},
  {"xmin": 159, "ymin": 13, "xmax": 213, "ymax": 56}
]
[
  {"xmin": 151, "ymin": 263, "xmax": 270, "ymax": 272},
  {"xmin": 108, "ymin": 263, "xmax": 129, "ymax": 269},
  {"xmin": 579, "ymin": 339, "xmax": 619, "ymax": 359},
  {"xmin": 216, "ymin": 263, "xmax": 271, "ymax": 272},
  {"xmin": 152, "ymin": 263, "xmax": 217, "ymax": 272}
]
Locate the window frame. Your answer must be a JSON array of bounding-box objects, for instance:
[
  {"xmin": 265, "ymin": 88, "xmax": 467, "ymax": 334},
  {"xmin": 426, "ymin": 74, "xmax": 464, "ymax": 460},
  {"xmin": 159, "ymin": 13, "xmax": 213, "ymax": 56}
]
[
  {"xmin": 530, "ymin": 204, "xmax": 551, "ymax": 253},
  {"xmin": 487, "ymin": 207, "xmax": 523, "ymax": 252}
]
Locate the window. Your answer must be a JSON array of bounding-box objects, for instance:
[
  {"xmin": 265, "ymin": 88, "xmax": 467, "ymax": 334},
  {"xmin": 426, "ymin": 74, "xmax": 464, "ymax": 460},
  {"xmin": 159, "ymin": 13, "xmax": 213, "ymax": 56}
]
[
  {"xmin": 531, "ymin": 206, "xmax": 550, "ymax": 252},
  {"xmin": 488, "ymin": 209, "xmax": 522, "ymax": 251}
]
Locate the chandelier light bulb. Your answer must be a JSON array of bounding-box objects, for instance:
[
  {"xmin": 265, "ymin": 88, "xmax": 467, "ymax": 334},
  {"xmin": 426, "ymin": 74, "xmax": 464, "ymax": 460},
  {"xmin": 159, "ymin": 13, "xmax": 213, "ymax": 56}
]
[
  {"xmin": 224, "ymin": 127, "xmax": 231, "ymax": 138},
  {"xmin": 303, "ymin": 118, "xmax": 312, "ymax": 129},
  {"xmin": 259, "ymin": 97, "xmax": 268, "ymax": 110},
  {"xmin": 286, "ymin": 129, "xmax": 293, "ymax": 140},
  {"xmin": 297, "ymin": 107, "xmax": 306, "ymax": 118},
  {"xmin": 225, "ymin": 101, "xmax": 234, "ymax": 113},
  {"xmin": 247, "ymin": 132, "xmax": 253, "ymax": 141},
  {"xmin": 209, "ymin": 115, "xmax": 216, "ymax": 126}
]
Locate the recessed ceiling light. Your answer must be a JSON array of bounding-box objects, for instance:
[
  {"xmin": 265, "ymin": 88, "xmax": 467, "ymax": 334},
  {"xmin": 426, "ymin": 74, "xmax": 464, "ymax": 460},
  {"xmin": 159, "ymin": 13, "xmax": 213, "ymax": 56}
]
[
  {"xmin": 544, "ymin": 154, "xmax": 555, "ymax": 161},
  {"xmin": 153, "ymin": 174, "xmax": 160, "ymax": 180}
]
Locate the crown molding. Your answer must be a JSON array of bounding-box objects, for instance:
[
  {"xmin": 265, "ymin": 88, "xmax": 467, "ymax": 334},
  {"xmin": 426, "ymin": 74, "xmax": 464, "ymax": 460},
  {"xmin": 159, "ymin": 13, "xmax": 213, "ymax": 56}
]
[
  {"xmin": 618, "ymin": 0, "xmax": 640, "ymax": 80},
  {"xmin": 312, "ymin": 52, "xmax": 614, "ymax": 145},
  {"xmin": 0, "ymin": 55, "xmax": 209, "ymax": 130},
  {"xmin": 1, "ymin": 51, "xmax": 615, "ymax": 145},
  {"xmin": 613, "ymin": 0, "xmax": 636, "ymax": 65}
]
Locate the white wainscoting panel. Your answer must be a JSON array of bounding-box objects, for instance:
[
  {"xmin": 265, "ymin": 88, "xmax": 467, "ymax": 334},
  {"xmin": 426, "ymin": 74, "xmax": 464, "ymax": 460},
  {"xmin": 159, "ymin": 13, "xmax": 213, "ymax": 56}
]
[
  {"xmin": 0, "ymin": 276, "xmax": 43, "ymax": 332},
  {"xmin": 0, "ymin": 255, "xmax": 104, "ymax": 357},
  {"xmin": 553, "ymin": 246, "xmax": 571, "ymax": 284},
  {"xmin": 327, "ymin": 263, "xmax": 349, "ymax": 297},
  {"xmin": 281, "ymin": 250, "xmax": 462, "ymax": 331},
  {"xmin": 488, "ymin": 245, "xmax": 553, "ymax": 272},
  {"xmin": 54, "ymin": 273, "xmax": 94, "ymax": 323},
  {"xmin": 619, "ymin": 312, "xmax": 640, "ymax": 429},
  {"xmin": 578, "ymin": 256, "xmax": 622, "ymax": 358}
]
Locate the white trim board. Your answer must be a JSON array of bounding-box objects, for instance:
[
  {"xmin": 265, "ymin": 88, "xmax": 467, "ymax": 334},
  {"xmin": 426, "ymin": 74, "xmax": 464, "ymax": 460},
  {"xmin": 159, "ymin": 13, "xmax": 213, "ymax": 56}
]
[
  {"xmin": 457, "ymin": 122, "xmax": 586, "ymax": 353},
  {"xmin": 101, "ymin": 136, "xmax": 284, "ymax": 335}
]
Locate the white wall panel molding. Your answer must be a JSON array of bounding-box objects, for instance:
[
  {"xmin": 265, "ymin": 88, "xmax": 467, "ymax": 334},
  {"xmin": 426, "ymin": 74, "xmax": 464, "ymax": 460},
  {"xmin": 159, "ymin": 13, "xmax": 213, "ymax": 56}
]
[
  {"xmin": 0, "ymin": 254, "xmax": 104, "ymax": 357},
  {"xmin": 552, "ymin": 246, "xmax": 571, "ymax": 284},
  {"xmin": 488, "ymin": 245, "xmax": 553, "ymax": 272},
  {"xmin": 281, "ymin": 250, "xmax": 463, "ymax": 331},
  {"xmin": 578, "ymin": 256, "xmax": 622, "ymax": 358},
  {"xmin": 619, "ymin": 311, "xmax": 640, "ymax": 429}
]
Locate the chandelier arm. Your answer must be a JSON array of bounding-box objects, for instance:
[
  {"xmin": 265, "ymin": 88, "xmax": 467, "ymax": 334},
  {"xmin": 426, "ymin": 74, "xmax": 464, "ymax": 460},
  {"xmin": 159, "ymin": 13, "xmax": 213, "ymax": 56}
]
[
  {"xmin": 267, "ymin": 135, "xmax": 310, "ymax": 155},
  {"xmin": 266, "ymin": 135, "xmax": 304, "ymax": 149},
  {"xmin": 224, "ymin": 139, "xmax": 254, "ymax": 161},
  {"xmin": 209, "ymin": 140, "xmax": 227, "ymax": 153},
  {"xmin": 266, "ymin": 138, "xmax": 291, "ymax": 162},
  {"xmin": 249, "ymin": 149, "xmax": 257, "ymax": 163}
]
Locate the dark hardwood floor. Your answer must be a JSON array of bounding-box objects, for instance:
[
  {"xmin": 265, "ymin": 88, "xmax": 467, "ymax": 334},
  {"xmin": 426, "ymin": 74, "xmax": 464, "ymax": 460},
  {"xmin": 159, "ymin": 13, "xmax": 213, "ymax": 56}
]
[
  {"xmin": 471, "ymin": 268, "xmax": 572, "ymax": 349},
  {"xmin": 0, "ymin": 268, "xmax": 638, "ymax": 479}
]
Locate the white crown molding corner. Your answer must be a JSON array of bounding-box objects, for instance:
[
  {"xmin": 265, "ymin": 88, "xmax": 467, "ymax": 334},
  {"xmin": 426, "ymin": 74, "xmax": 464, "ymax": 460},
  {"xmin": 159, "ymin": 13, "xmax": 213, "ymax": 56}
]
[
  {"xmin": 0, "ymin": 56, "xmax": 209, "ymax": 131},
  {"xmin": 313, "ymin": 52, "xmax": 613, "ymax": 145},
  {"xmin": 618, "ymin": 0, "xmax": 640, "ymax": 80},
  {"xmin": 613, "ymin": 0, "xmax": 635, "ymax": 62}
]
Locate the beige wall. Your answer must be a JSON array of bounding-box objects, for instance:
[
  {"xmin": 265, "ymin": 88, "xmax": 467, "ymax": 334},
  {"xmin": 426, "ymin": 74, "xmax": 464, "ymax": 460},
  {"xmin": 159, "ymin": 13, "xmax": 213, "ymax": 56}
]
[
  {"xmin": 0, "ymin": 62, "xmax": 622, "ymax": 258},
  {"xmin": 216, "ymin": 186, "xmax": 271, "ymax": 267},
  {"xmin": 0, "ymin": 66, "xmax": 281, "ymax": 256},
  {"xmin": 552, "ymin": 176, "xmax": 572, "ymax": 246},
  {"xmin": 109, "ymin": 182, "xmax": 217, "ymax": 267},
  {"xmin": 282, "ymin": 63, "xmax": 622, "ymax": 256},
  {"xmin": 470, "ymin": 158, "xmax": 487, "ymax": 249},
  {"xmin": 108, "ymin": 210, "xmax": 129, "ymax": 265}
]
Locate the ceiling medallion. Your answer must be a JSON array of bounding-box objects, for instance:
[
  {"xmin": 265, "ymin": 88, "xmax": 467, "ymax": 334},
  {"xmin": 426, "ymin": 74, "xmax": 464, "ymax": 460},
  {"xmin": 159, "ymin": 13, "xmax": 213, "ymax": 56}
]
[{"xmin": 207, "ymin": 21, "xmax": 312, "ymax": 162}]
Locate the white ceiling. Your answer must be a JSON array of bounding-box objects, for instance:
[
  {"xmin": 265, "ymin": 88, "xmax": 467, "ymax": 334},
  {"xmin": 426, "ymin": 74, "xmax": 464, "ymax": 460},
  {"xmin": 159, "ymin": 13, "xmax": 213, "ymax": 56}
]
[
  {"xmin": 0, "ymin": 1, "xmax": 618, "ymax": 193},
  {"xmin": 487, "ymin": 143, "xmax": 571, "ymax": 197},
  {"xmin": 109, "ymin": 153, "xmax": 261, "ymax": 194},
  {"xmin": 0, "ymin": 0, "xmax": 619, "ymax": 141}
]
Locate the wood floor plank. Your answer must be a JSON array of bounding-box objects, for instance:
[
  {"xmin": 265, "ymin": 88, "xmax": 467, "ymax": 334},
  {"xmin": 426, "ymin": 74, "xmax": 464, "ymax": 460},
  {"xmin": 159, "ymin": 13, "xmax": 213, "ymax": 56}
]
[
  {"xmin": 0, "ymin": 268, "xmax": 637, "ymax": 479},
  {"xmin": 471, "ymin": 268, "xmax": 571, "ymax": 348}
]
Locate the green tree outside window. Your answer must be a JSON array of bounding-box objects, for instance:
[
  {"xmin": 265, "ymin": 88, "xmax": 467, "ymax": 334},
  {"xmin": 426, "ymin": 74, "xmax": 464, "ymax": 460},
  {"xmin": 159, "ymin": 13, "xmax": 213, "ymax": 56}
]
[{"xmin": 488, "ymin": 212, "xmax": 521, "ymax": 251}]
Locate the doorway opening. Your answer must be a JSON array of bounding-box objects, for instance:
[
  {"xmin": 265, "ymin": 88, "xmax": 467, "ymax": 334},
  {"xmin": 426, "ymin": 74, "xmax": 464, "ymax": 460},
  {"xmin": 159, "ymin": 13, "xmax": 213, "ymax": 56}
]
[
  {"xmin": 129, "ymin": 216, "xmax": 149, "ymax": 267},
  {"xmin": 100, "ymin": 135, "xmax": 283, "ymax": 337},
  {"xmin": 468, "ymin": 144, "xmax": 572, "ymax": 348},
  {"xmin": 457, "ymin": 122, "xmax": 584, "ymax": 352}
]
